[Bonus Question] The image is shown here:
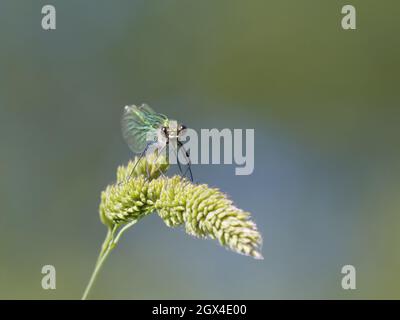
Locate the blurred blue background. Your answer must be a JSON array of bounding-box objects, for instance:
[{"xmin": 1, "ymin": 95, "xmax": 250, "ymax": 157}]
[{"xmin": 0, "ymin": 0, "xmax": 399, "ymax": 299}]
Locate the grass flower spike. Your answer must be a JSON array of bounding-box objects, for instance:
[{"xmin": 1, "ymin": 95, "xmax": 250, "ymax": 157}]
[{"xmin": 83, "ymin": 153, "xmax": 263, "ymax": 299}]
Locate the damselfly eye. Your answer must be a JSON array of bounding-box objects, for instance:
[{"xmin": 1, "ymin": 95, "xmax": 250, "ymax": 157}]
[
  {"xmin": 178, "ymin": 124, "xmax": 187, "ymax": 133},
  {"xmin": 161, "ymin": 126, "xmax": 168, "ymax": 136}
]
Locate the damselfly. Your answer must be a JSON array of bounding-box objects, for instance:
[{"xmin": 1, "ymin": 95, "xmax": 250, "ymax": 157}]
[{"xmin": 121, "ymin": 103, "xmax": 193, "ymax": 181}]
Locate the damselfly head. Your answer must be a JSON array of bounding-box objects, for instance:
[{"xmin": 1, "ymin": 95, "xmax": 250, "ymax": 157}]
[{"xmin": 159, "ymin": 120, "xmax": 187, "ymax": 140}]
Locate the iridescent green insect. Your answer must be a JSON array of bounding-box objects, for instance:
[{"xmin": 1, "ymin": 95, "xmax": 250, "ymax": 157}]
[{"xmin": 121, "ymin": 103, "xmax": 193, "ymax": 181}]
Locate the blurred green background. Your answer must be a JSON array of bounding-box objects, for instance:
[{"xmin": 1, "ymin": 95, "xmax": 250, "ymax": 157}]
[{"xmin": 0, "ymin": 0, "xmax": 399, "ymax": 299}]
